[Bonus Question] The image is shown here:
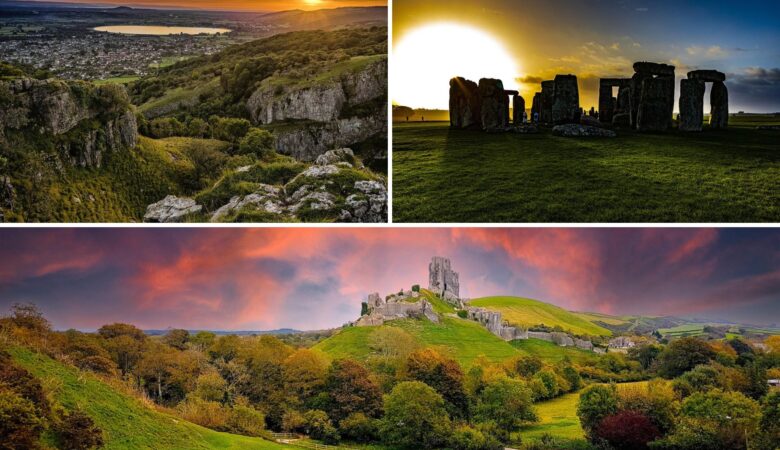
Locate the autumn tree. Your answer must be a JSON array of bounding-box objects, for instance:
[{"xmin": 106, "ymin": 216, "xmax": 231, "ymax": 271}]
[
  {"xmin": 323, "ymin": 359, "xmax": 383, "ymax": 424},
  {"xmin": 163, "ymin": 329, "xmax": 190, "ymax": 350},
  {"xmin": 283, "ymin": 348, "xmax": 327, "ymax": 408},
  {"xmin": 595, "ymin": 410, "xmax": 661, "ymax": 450},
  {"xmin": 97, "ymin": 323, "xmax": 147, "ymax": 377},
  {"xmin": 403, "ymin": 348, "xmax": 469, "ymax": 418},
  {"xmin": 577, "ymin": 384, "xmax": 618, "ymax": 437}
]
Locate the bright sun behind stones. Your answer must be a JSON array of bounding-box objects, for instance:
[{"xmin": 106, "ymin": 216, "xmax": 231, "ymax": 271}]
[{"xmin": 393, "ymin": 23, "xmax": 520, "ymax": 109}]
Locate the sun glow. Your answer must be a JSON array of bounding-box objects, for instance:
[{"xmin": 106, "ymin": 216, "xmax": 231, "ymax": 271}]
[{"xmin": 393, "ymin": 23, "xmax": 520, "ymax": 109}]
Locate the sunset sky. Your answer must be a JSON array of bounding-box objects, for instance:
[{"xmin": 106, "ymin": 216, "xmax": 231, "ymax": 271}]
[
  {"xmin": 30, "ymin": 0, "xmax": 386, "ymax": 12},
  {"xmin": 393, "ymin": 0, "xmax": 780, "ymax": 113},
  {"xmin": 1, "ymin": 228, "xmax": 778, "ymax": 331}
]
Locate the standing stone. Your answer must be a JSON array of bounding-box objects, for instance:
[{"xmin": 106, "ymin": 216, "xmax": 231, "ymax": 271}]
[
  {"xmin": 630, "ymin": 62, "xmax": 675, "ymax": 129},
  {"xmin": 552, "ymin": 75, "xmax": 579, "ymax": 124},
  {"xmin": 429, "ymin": 256, "xmax": 460, "ymax": 301},
  {"xmin": 598, "ymin": 79, "xmax": 618, "ymax": 123},
  {"xmin": 710, "ymin": 81, "xmax": 729, "ymax": 129},
  {"xmin": 688, "ymin": 70, "xmax": 726, "ymax": 83},
  {"xmin": 540, "ymin": 80, "xmax": 555, "ymax": 123},
  {"xmin": 637, "ymin": 76, "xmax": 674, "ymax": 131},
  {"xmin": 449, "ymin": 77, "xmax": 481, "ymax": 129},
  {"xmin": 679, "ymin": 78, "xmax": 705, "ymax": 131},
  {"xmin": 479, "ymin": 78, "xmax": 508, "ymax": 130},
  {"xmin": 513, "ymin": 94, "xmax": 525, "ymax": 124},
  {"xmin": 531, "ymin": 93, "xmax": 541, "ymax": 122}
]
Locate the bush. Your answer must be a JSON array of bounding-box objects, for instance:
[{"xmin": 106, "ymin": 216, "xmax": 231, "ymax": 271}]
[
  {"xmin": 226, "ymin": 399, "xmax": 265, "ymax": 437},
  {"xmin": 657, "ymin": 338, "xmax": 716, "ymax": 378},
  {"xmin": 210, "ymin": 116, "xmax": 251, "ymax": 142},
  {"xmin": 238, "ymin": 129, "xmax": 275, "ymax": 160},
  {"xmin": 577, "ymin": 384, "xmax": 618, "ymax": 436},
  {"xmin": 303, "ymin": 410, "xmax": 339, "ymax": 444},
  {"xmin": 194, "ymin": 370, "xmax": 227, "ymax": 402},
  {"xmin": 0, "ymin": 388, "xmax": 43, "ymax": 449},
  {"xmin": 457, "ymin": 310, "xmax": 468, "ymax": 319},
  {"xmin": 449, "ymin": 424, "xmax": 503, "ymax": 450},
  {"xmin": 474, "ymin": 376, "xmax": 537, "ymax": 436},
  {"xmin": 595, "ymin": 410, "xmax": 661, "ymax": 450},
  {"xmin": 176, "ymin": 396, "xmax": 229, "ymax": 430},
  {"xmin": 338, "ymin": 412, "xmax": 377, "ymax": 443},
  {"xmin": 54, "ymin": 410, "xmax": 104, "ymax": 450},
  {"xmin": 282, "ymin": 409, "xmax": 306, "ymax": 433},
  {"xmin": 380, "ymin": 381, "xmax": 451, "ymax": 449}
]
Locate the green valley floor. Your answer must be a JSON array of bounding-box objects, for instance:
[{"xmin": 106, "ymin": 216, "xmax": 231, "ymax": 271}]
[{"xmin": 392, "ymin": 116, "xmax": 780, "ymax": 222}]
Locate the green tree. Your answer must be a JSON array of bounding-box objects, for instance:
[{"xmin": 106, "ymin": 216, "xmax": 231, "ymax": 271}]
[
  {"xmin": 163, "ymin": 329, "xmax": 190, "ymax": 350},
  {"xmin": 474, "ymin": 376, "xmax": 537, "ymax": 437},
  {"xmin": 657, "ymin": 337, "xmax": 716, "ymax": 378},
  {"xmin": 283, "ymin": 348, "xmax": 327, "ymax": 407},
  {"xmin": 380, "ymin": 381, "xmax": 452, "ymax": 449},
  {"xmin": 338, "ymin": 412, "xmax": 377, "ymax": 443},
  {"xmin": 324, "ymin": 359, "xmax": 383, "ymax": 423},
  {"xmin": 509, "ymin": 355, "xmax": 543, "ymax": 378},
  {"xmin": 303, "ymin": 409, "xmax": 339, "ymax": 444},
  {"xmin": 577, "ymin": 384, "xmax": 618, "ymax": 437},
  {"xmin": 403, "ymin": 348, "xmax": 469, "ymax": 418},
  {"xmin": 97, "ymin": 323, "xmax": 147, "ymax": 377}
]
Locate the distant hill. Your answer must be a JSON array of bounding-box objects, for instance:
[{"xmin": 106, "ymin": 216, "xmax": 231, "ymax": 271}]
[
  {"xmin": 8, "ymin": 346, "xmax": 286, "ymax": 449},
  {"xmin": 468, "ymin": 296, "xmax": 613, "ymax": 337}
]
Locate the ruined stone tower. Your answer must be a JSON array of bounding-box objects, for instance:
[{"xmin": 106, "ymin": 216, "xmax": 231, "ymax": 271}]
[{"xmin": 428, "ymin": 256, "xmax": 460, "ymax": 303}]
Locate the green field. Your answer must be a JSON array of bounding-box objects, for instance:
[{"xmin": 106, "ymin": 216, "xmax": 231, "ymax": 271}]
[
  {"xmin": 517, "ymin": 391, "xmax": 584, "ymax": 441},
  {"xmin": 658, "ymin": 323, "xmax": 709, "ymax": 337},
  {"xmin": 314, "ymin": 316, "xmax": 520, "ymax": 367},
  {"xmin": 468, "ymin": 297, "xmax": 612, "ymax": 336},
  {"xmin": 510, "ymin": 339, "xmax": 598, "ymax": 364},
  {"xmin": 392, "ymin": 116, "xmax": 780, "ymax": 222},
  {"xmin": 9, "ymin": 347, "xmax": 287, "ymax": 450}
]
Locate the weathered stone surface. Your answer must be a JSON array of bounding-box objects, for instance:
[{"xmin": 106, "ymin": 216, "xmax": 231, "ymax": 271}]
[
  {"xmin": 289, "ymin": 191, "xmax": 336, "ymax": 214},
  {"xmin": 616, "ymin": 85, "xmax": 631, "ymax": 115},
  {"xmin": 315, "ymin": 148, "xmax": 355, "ymax": 166},
  {"xmin": 612, "ymin": 113, "xmax": 630, "ymax": 127},
  {"xmin": 688, "ymin": 70, "xmax": 726, "ymax": 82},
  {"xmin": 629, "ymin": 72, "xmax": 651, "ymax": 126},
  {"xmin": 679, "ymin": 78, "xmax": 705, "ymax": 132},
  {"xmin": 512, "ymin": 94, "xmax": 526, "ymax": 124},
  {"xmin": 608, "ymin": 336, "xmax": 636, "ymax": 348},
  {"xmin": 633, "ymin": 61, "xmax": 675, "ymax": 76},
  {"xmin": 210, "ymin": 185, "xmax": 283, "ymax": 222},
  {"xmin": 144, "ymin": 195, "xmax": 202, "ymax": 223},
  {"xmin": 340, "ymin": 180, "xmax": 387, "ymax": 223},
  {"xmin": 479, "ymin": 78, "xmax": 509, "ymax": 130},
  {"xmin": 449, "ymin": 77, "xmax": 482, "ymax": 129},
  {"xmin": 274, "ymin": 113, "xmax": 386, "ymax": 163},
  {"xmin": 599, "ymin": 80, "xmax": 617, "ymax": 123},
  {"xmin": 637, "ymin": 76, "xmax": 674, "ymax": 131},
  {"xmin": 429, "ymin": 256, "xmax": 460, "ymax": 302},
  {"xmin": 552, "ymin": 123, "xmax": 616, "ymax": 137},
  {"xmin": 540, "ymin": 80, "xmax": 555, "ymax": 123},
  {"xmin": 710, "ymin": 81, "xmax": 729, "ymax": 129},
  {"xmin": 552, "ymin": 75, "xmax": 580, "ymax": 124},
  {"xmin": 356, "ymin": 293, "xmax": 439, "ymax": 327}
]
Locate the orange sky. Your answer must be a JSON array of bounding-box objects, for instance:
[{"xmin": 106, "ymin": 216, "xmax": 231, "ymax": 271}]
[{"xmin": 54, "ymin": 0, "xmax": 386, "ymax": 11}]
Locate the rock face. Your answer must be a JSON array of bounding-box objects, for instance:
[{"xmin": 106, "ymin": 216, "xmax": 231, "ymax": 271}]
[
  {"xmin": 512, "ymin": 95, "xmax": 526, "ymax": 124},
  {"xmin": 340, "ymin": 180, "xmax": 387, "ymax": 223},
  {"xmin": 479, "ymin": 78, "xmax": 509, "ymax": 130},
  {"xmin": 428, "ymin": 256, "xmax": 460, "ymax": 303},
  {"xmin": 449, "ymin": 77, "xmax": 481, "ymax": 129},
  {"xmin": 0, "ymin": 78, "xmax": 138, "ymax": 168},
  {"xmin": 710, "ymin": 81, "xmax": 729, "ymax": 129},
  {"xmin": 144, "ymin": 195, "xmax": 202, "ymax": 223},
  {"xmin": 552, "ymin": 75, "xmax": 580, "ymax": 124},
  {"xmin": 552, "ymin": 124, "xmax": 616, "ymax": 137},
  {"xmin": 246, "ymin": 57, "xmax": 387, "ymax": 162},
  {"xmin": 679, "ymin": 79, "xmax": 706, "ymax": 132}
]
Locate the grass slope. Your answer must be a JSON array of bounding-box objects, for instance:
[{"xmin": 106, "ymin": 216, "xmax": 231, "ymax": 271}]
[
  {"xmin": 314, "ymin": 317, "xmax": 519, "ymax": 367},
  {"xmin": 468, "ymin": 297, "xmax": 612, "ymax": 337},
  {"xmin": 9, "ymin": 347, "xmax": 286, "ymax": 450},
  {"xmin": 510, "ymin": 339, "xmax": 597, "ymax": 365},
  {"xmin": 517, "ymin": 391, "xmax": 583, "ymax": 441},
  {"xmin": 392, "ymin": 117, "xmax": 780, "ymax": 222}
]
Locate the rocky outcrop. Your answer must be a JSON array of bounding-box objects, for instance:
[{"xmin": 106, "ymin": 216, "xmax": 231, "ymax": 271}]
[
  {"xmin": 340, "ymin": 180, "xmax": 387, "ymax": 223},
  {"xmin": 0, "ymin": 78, "xmax": 138, "ymax": 168},
  {"xmin": 144, "ymin": 195, "xmax": 202, "ymax": 223},
  {"xmin": 209, "ymin": 184, "xmax": 284, "ymax": 222},
  {"xmin": 246, "ymin": 57, "xmax": 386, "ymax": 163},
  {"xmin": 356, "ymin": 290, "xmax": 439, "ymax": 327}
]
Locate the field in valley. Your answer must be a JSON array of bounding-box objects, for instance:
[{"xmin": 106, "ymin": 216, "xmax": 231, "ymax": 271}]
[{"xmin": 392, "ymin": 115, "xmax": 780, "ymax": 223}]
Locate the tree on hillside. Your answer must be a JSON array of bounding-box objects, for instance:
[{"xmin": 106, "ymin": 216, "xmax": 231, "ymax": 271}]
[
  {"xmin": 474, "ymin": 376, "xmax": 537, "ymax": 439},
  {"xmin": 369, "ymin": 327, "xmax": 418, "ymax": 359},
  {"xmin": 97, "ymin": 323, "xmax": 147, "ymax": 377},
  {"xmin": 379, "ymin": 381, "xmax": 451, "ymax": 449},
  {"xmin": 403, "ymin": 348, "xmax": 469, "ymax": 418},
  {"xmin": 136, "ymin": 341, "xmax": 200, "ymax": 404},
  {"xmin": 508, "ymin": 355, "xmax": 543, "ymax": 378},
  {"xmin": 657, "ymin": 337, "xmax": 716, "ymax": 378},
  {"xmin": 0, "ymin": 388, "xmax": 43, "ymax": 449},
  {"xmin": 765, "ymin": 335, "xmax": 780, "ymax": 354},
  {"xmin": 323, "ymin": 359, "xmax": 383, "ymax": 424},
  {"xmin": 163, "ymin": 329, "xmax": 190, "ymax": 351},
  {"xmin": 238, "ymin": 128, "xmax": 275, "ymax": 160},
  {"xmin": 238, "ymin": 336, "xmax": 293, "ymax": 428},
  {"xmin": 628, "ymin": 344, "xmax": 663, "ymax": 370},
  {"xmin": 190, "ymin": 331, "xmax": 216, "ymax": 352},
  {"xmin": 577, "ymin": 384, "xmax": 618, "ymax": 437},
  {"xmin": 595, "ymin": 410, "xmax": 661, "ymax": 450},
  {"xmin": 283, "ymin": 348, "xmax": 328, "ymax": 408}
]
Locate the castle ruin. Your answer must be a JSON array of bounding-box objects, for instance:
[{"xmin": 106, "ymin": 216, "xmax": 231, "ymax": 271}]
[
  {"xmin": 428, "ymin": 256, "xmax": 461, "ymax": 306},
  {"xmin": 356, "ymin": 291, "xmax": 439, "ymax": 326}
]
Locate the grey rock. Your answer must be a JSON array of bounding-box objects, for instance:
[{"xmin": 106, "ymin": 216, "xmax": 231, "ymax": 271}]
[
  {"xmin": 289, "ymin": 191, "xmax": 336, "ymax": 213},
  {"xmin": 449, "ymin": 77, "xmax": 482, "ymax": 129},
  {"xmin": 633, "ymin": 61, "xmax": 675, "ymax": 76},
  {"xmin": 429, "ymin": 256, "xmax": 460, "ymax": 302},
  {"xmin": 274, "ymin": 113, "xmax": 386, "ymax": 162},
  {"xmin": 340, "ymin": 180, "xmax": 387, "ymax": 223},
  {"xmin": 688, "ymin": 70, "xmax": 726, "ymax": 82},
  {"xmin": 552, "ymin": 74, "xmax": 580, "ymax": 124},
  {"xmin": 479, "ymin": 78, "xmax": 509, "ymax": 130},
  {"xmin": 636, "ymin": 76, "xmax": 674, "ymax": 132},
  {"xmin": 144, "ymin": 195, "xmax": 202, "ymax": 223},
  {"xmin": 552, "ymin": 123, "xmax": 617, "ymax": 137},
  {"xmin": 300, "ymin": 164, "xmax": 340, "ymax": 178},
  {"xmin": 679, "ymin": 78, "xmax": 705, "ymax": 132},
  {"xmin": 512, "ymin": 94, "xmax": 526, "ymax": 124},
  {"xmin": 540, "ymin": 80, "xmax": 555, "ymax": 123},
  {"xmin": 209, "ymin": 184, "xmax": 283, "ymax": 222},
  {"xmin": 512, "ymin": 124, "xmax": 539, "ymax": 134},
  {"xmin": 315, "ymin": 148, "xmax": 355, "ymax": 166},
  {"xmin": 710, "ymin": 81, "xmax": 729, "ymax": 129}
]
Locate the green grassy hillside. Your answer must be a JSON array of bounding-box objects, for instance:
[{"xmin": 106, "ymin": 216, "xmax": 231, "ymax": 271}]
[
  {"xmin": 314, "ymin": 316, "xmax": 520, "ymax": 367},
  {"xmin": 8, "ymin": 347, "xmax": 287, "ymax": 450},
  {"xmin": 468, "ymin": 296, "xmax": 612, "ymax": 337},
  {"xmin": 510, "ymin": 339, "xmax": 597, "ymax": 365}
]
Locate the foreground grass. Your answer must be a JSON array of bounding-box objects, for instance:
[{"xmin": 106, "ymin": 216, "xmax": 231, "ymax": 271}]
[
  {"xmin": 393, "ymin": 117, "xmax": 780, "ymax": 222},
  {"xmin": 9, "ymin": 347, "xmax": 287, "ymax": 450},
  {"xmin": 469, "ymin": 297, "xmax": 612, "ymax": 336},
  {"xmin": 517, "ymin": 391, "xmax": 584, "ymax": 442}
]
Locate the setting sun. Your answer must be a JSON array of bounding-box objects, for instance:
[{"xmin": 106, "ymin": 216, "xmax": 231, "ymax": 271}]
[{"xmin": 393, "ymin": 23, "xmax": 520, "ymax": 109}]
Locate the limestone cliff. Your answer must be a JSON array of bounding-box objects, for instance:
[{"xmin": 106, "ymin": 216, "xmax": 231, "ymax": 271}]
[
  {"xmin": 246, "ymin": 57, "xmax": 387, "ymax": 162},
  {"xmin": 0, "ymin": 78, "xmax": 138, "ymax": 168}
]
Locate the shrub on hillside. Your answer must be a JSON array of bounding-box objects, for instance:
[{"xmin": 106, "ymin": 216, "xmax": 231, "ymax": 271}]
[
  {"xmin": 338, "ymin": 412, "xmax": 377, "ymax": 443},
  {"xmin": 323, "ymin": 359, "xmax": 382, "ymax": 423},
  {"xmin": 226, "ymin": 399, "xmax": 266, "ymax": 437},
  {"xmin": 657, "ymin": 337, "xmax": 716, "ymax": 378},
  {"xmin": 449, "ymin": 424, "xmax": 503, "ymax": 450},
  {"xmin": 176, "ymin": 396, "xmax": 230, "ymax": 430},
  {"xmin": 303, "ymin": 409, "xmax": 339, "ymax": 444},
  {"xmin": 403, "ymin": 348, "xmax": 469, "ymax": 418},
  {"xmin": 0, "ymin": 387, "xmax": 44, "ymax": 449},
  {"xmin": 380, "ymin": 381, "xmax": 451, "ymax": 449},
  {"xmin": 474, "ymin": 376, "xmax": 537, "ymax": 436},
  {"xmin": 238, "ymin": 129, "xmax": 275, "ymax": 160},
  {"xmin": 209, "ymin": 116, "xmax": 251, "ymax": 142},
  {"xmin": 54, "ymin": 410, "xmax": 104, "ymax": 450},
  {"xmin": 595, "ymin": 410, "xmax": 661, "ymax": 450},
  {"xmin": 577, "ymin": 384, "xmax": 618, "ymax": 437}
]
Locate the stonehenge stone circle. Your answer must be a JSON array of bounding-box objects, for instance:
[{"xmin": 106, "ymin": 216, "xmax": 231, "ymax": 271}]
[
  {"xmin": 552, "ymin": 74, "xmax": 580, "ymax": 124},
  {"xmin": 679, "ymin": 78, "xmax": 706, "ymax": 131},
  {"xmin": 449, "ymin": 77, "xmax": 481, "ymax": 129},
  {"xmin": 679, "ymin": 69, "xmax": 728, "ymax": 131},
  {"xmin": 513, "ymin": 94, "xmax": 526, "ymax": 124},
  {"xmin": 637, "ymin": 76, "xmax": 675, "ymax": 131},
  {"xmin": 479, "ymin": 78, "xmax": 509, "ymax": 130},
  {"xmin": 540, "ymin": 80, "xmax": 556, "ymax": 123}
]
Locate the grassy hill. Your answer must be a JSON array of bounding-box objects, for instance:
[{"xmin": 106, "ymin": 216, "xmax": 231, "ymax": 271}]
[
  {"xmin": 468, "ymin": 296, "xmax": 612, "ymax": 337},
  {"xmin": 314, "ymin": 316, "xmax": 520, "ymax": 367},
  {"xmin": 8, "ymin": 347, "xmax": 287, "ymax": 450},
  {"xmin": 510, "ymin": 339, "xmax": 598, "ymax": 365}
]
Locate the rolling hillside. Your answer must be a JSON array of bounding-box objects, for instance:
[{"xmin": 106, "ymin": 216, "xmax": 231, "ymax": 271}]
[
  {"xmin": 468, "ymin": 296, "xmax": 612, "ymax": 336},
  {"xmin": 314, "ymin": 316, "xmax": 520, "ymax": 367},
  {"xmin": 8, "ymin": 347, "xmax": 287, "ymax": 450}
]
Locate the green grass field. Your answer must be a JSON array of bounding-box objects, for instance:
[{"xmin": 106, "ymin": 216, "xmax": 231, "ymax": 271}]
[
  {"xmin": 392, "ymin": 115, "xmax": 780, "ymax": 222},
  {"xmin": 9, "ymin": 347, "xmax": 287, "ymax": 450},
  {"xmin": 510, "ymin": 339, "xmax": 598, "ymax": 365},
  {"xmin": 517, "ymin": 391, "xmax": 584, "ymax": 442},
  {"xmin": 468, "ymin": 297, "xmax": 612, "ymax": 336},
  {"xmin": 658, "ymin": 323, "xmax": 708, "ymax": 337},
  {"xmin": 314, "ymin": 316, "xmax": 520, "ymax": 367}
]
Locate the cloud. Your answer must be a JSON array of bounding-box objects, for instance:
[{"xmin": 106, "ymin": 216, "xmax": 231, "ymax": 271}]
[
  {"xmin": 517, "ymin": 75, "xmax": 544, "ymax": 84},
  {"xmin": 686, "ymin": 45, "xmax": 729, "ymax": 58}
]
